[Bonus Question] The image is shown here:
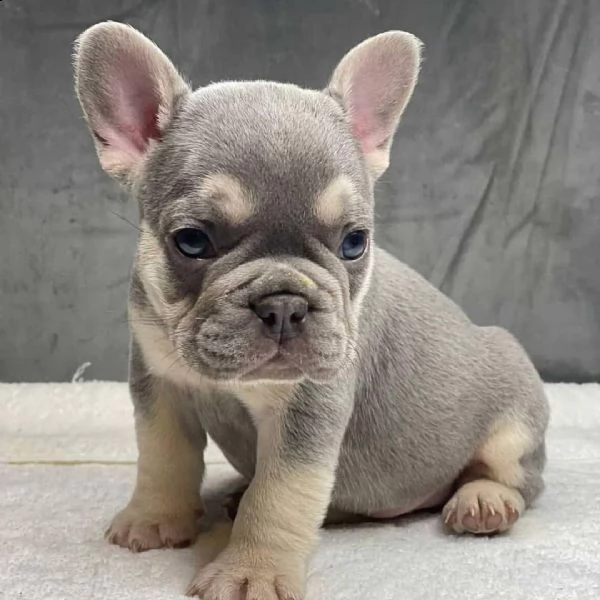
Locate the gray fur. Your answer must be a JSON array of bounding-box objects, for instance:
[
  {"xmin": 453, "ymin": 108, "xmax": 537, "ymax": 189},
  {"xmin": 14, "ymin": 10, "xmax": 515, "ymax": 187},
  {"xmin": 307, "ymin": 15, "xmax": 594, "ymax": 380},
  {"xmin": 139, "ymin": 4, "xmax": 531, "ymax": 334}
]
[
  {"xmin": 74, "ymin": 21, "xmax": 549, "ymax": 598},
  {"xmin": 183, "ymin": 250, "xmax": 548, "ymax": 514}
]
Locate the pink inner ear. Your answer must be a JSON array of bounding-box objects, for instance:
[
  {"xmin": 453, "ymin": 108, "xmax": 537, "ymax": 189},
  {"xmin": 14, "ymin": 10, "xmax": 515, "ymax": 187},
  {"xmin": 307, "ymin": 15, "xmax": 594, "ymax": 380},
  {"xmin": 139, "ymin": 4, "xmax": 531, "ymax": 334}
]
[
  {"xmin": 119, "ymin": 101, "xmax": 161, "ymax": 153},
  {"xmin": 346, "ymin": 61, "xmax": 399, "ymax": 154},
  {"xmin": 350, "ymin": 111, "xmax": 381, "ymax": 154},
  {"xmin": 93, "ymin": 71, "xmax": 162, "ymax": 162}
]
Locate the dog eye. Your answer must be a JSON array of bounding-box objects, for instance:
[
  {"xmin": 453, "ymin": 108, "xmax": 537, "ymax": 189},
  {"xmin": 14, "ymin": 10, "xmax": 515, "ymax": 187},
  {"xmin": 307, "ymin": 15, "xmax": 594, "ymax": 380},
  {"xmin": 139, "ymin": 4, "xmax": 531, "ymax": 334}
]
[
  {"xmin": 173, "ymin": 228, "xmax": 216, "ymax": 259},
  {"xmin": 339, "ymin": 230, "xmax": 369, "ymax": 260}
]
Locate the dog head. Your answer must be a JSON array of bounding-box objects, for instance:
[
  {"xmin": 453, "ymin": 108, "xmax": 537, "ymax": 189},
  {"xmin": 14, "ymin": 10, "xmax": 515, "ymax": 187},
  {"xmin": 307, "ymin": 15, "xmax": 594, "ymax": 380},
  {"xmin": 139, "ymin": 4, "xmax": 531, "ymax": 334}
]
[{"xmin": 74, "ymin": 22, "xmax": 421, "ymax": 383}]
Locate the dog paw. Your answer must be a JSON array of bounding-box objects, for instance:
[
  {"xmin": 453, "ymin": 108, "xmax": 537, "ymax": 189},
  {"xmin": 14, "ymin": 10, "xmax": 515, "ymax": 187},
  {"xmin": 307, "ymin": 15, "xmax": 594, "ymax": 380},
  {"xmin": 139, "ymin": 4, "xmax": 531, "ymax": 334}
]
[
  {"xmin": 186, "ymin": 546, "xmax": 304, "ymax": 600},
  {"xmin": 106, "ymin": 497, "xmax": 204, "ymax": 552},
  {"xmin": 442, "ymin": 480, "xmax": 524, "ymax": 535}
]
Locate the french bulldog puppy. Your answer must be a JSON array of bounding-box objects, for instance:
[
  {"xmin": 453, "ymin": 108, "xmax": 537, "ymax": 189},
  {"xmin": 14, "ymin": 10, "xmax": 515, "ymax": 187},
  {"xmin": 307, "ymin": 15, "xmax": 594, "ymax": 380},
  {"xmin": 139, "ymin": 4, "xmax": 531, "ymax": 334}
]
[{"xmin": 74, "ymin": 22, "xmax": 549, "ymax": 600}]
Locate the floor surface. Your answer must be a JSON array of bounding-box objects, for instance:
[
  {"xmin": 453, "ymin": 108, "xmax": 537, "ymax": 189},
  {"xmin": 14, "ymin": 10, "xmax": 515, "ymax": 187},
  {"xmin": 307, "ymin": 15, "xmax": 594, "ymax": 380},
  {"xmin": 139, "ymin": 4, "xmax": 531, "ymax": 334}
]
[{"xmin": 1, "ymin": 382, "xmax": 599, "ymax": 599}]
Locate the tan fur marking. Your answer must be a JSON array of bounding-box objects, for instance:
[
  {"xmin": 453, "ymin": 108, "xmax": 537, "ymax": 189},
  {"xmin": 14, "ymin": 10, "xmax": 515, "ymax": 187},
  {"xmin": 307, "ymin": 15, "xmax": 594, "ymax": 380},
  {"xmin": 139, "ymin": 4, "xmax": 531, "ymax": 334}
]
[
  {"xmin": 443, "ymin": 479, "xmax": 525, "ymax": 535},
  {"xmin": 229, "ymin": 388, "xmax": 334, "ymax": 558},
  {"xmin": 474, "ymin": 418, "xmax": 535, "ymax": 488},
  {"xmin": 235, "ymin": 383, "xmax": 293, "ymax": 413},
  {"xmin": 314, "ymin": 175, "xmax": 354, "ymax": 225},
  {"xmin": 200, "ymin": 173, "xmax": 253, "ymax": 224},
  {"xmin": 133, "ymin": 224, "xmax": 206, "ymax": 389},
  {"xmin": 136, "ymin": 224, "xmax": 171, "ymax": 316},
  {"xmin": 365, "ymin": 150, "xmax": 390, "ymax": 180},
  {"xmin": 350, "ymin": 249, "xmax": 374, "ymax": 331},
  {"xmin": 187, "ymin": 402, "xmax": 328, "ymax": 598},
  {"xmin": 106, "ymin": 380, "xmax": 204, "ymax": 550},
  {"xmin": 235, "ymin": 384, "xmax": 294, "ymax": 466},
  {"xmin": 134, "ymin": 381, "xmax": 204, "ymax": 498},
  {"xmin": 232, "ymin": 464, "xmax": 334, "ymax": 557},
  {"xmin": 130, "ymin": 306, "xmax": 207, "ymax": 390}
]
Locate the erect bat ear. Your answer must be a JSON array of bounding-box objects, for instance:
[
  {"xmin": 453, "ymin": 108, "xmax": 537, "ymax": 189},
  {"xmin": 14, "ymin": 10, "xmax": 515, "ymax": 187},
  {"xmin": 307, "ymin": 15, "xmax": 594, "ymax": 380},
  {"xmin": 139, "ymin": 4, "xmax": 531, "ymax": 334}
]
[
  {"xmin": 327, "ymin": 31, "xmax": 422, "ymax": 179},
  {"xmin": 74, "ymin": 21, "xmax": 190, "ymax": 184}
]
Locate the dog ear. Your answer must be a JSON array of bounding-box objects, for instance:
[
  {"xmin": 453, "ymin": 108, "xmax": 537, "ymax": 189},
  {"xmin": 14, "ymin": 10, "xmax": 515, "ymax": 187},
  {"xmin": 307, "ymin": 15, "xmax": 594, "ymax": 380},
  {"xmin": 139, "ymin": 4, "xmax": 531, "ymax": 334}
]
[
  {"xmin": 73, "ymin": 21, "xmax": 190, "ymax": 185},
  {"xmin": 327, "ymin": 31, "xmax": 422, "ymax": 179}
]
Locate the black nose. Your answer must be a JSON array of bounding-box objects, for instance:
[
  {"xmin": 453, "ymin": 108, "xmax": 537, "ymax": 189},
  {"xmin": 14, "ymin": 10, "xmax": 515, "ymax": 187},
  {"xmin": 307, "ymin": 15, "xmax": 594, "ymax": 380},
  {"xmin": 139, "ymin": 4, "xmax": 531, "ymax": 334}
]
[{"xmin": 251, "ymin": 293, "xmax": 308, "ymax": 339}]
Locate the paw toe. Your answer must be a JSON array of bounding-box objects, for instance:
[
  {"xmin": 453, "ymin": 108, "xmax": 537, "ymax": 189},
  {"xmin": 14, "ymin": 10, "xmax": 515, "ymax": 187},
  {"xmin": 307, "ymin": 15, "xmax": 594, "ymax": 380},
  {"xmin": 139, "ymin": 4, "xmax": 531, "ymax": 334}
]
[
  {"xmin": 461, "ymin": 505, "xmax": 480, "ymax": 532},
  {"xmin": 275, "ymin": 576, "xmax": 304, "ymax": 600},
  {"xmin": 158, "ymin": 518, "xmax": 197, "ymax": 548},
  {"xmin": 505, "ymin": 501, "xmax": 520, "ymax": 525},
  {"xmin": 247, "ymin": 578, "xmax": 279, "ymax": 600},
  {"xmin": 105, "ymin": 525, "xmax": 126, "ymax": 546},
  {"xmin": 482, "ymin": 503, "xmax": 503, "ymax": 531},
  {"xmin": 443, "ymin": 507, "xmax": 457, "ymax": 527},
  {"xmin": 128, "ymin": 522, "xmax": 162, "ymax": 552}
]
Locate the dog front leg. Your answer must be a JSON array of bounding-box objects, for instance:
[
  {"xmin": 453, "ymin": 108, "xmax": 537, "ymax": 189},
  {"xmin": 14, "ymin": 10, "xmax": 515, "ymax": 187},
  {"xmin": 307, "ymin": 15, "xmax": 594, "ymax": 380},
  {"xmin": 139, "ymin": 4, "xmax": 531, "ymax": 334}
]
[
  {"xmin": 188, "ymin": 386, "xmax": 350, "ymax": 600},
  {"xmin": 106, "ymin": 357, "xmax": 206, "ymax": 552}
]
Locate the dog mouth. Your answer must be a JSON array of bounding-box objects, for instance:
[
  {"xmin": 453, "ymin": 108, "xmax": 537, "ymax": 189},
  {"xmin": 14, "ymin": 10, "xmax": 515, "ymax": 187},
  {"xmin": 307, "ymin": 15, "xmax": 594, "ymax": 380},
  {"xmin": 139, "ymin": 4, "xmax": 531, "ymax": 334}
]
[
  {"xmin": 240, "ymin": 342, "xmax": 344, "ymax": 382},
  {"xmin": 191, "ymin": 318, "xmax": 348, "ymax": 383}
]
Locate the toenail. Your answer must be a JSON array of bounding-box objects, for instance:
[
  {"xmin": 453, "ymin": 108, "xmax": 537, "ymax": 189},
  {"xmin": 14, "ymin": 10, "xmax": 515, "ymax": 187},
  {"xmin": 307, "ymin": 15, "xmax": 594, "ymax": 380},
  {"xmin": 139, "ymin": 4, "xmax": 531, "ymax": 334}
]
[{"xmin": 444, "ymin": 510, "xmax": 457, "ymax": 525}]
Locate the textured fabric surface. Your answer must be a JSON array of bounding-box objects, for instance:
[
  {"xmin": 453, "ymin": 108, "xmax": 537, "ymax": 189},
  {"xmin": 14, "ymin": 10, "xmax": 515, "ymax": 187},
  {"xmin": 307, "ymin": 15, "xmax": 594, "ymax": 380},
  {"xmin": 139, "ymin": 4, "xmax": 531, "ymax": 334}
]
[
  {"xmin": 1, "ymin": 381, "xmax": 599, "ymax": 599},
  {"xmin": 1, "ymin": 0, "xmax": 600, "ymax": 383}
]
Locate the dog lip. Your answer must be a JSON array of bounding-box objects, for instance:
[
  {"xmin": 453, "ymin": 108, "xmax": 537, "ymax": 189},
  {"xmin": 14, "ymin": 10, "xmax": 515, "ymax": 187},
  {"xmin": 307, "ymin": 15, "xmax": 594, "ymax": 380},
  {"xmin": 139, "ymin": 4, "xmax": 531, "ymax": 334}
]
[{"xmin": 194, "ymin": 343, "xmax": 341, "ymax": 383}]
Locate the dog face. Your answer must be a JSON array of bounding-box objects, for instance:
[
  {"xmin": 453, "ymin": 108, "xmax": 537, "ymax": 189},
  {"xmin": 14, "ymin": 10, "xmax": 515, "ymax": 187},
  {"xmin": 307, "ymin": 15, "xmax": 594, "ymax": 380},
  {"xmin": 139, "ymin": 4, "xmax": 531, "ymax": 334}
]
[
  {"xmin": 74, "ymin": 22, "xmax": 421, "ymax": 383},
  {"xmin": 135, "ymin": 83, "xmax": 373, "ymax": 383}
]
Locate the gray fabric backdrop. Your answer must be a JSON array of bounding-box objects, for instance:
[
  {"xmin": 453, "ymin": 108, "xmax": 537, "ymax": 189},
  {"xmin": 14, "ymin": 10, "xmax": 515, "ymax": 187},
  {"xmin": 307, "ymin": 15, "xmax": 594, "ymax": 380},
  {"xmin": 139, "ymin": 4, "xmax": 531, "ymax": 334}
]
[{"xmin": 1, "ymin": 0, "xmax": 599, "ymax": 383}]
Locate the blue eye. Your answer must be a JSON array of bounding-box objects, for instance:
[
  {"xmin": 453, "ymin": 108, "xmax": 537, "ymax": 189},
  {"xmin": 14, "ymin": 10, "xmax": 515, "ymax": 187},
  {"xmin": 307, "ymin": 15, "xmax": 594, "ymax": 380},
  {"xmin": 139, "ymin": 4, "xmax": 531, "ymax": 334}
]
[
  {"xmin": 340, "ymin": 230, "xmax": 369, "ymax": 260},
  {"xmin": 173, "ymin": 228, "xmax": 215, "ymax": 259}
]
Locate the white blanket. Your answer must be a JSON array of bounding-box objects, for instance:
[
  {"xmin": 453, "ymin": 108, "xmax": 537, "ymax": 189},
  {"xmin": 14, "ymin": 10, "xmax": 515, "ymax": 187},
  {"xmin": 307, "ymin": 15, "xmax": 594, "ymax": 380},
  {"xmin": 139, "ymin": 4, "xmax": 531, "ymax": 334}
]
[{"xmin": 1, "ymin": 382, "xmax": 599, "ymax": 599}]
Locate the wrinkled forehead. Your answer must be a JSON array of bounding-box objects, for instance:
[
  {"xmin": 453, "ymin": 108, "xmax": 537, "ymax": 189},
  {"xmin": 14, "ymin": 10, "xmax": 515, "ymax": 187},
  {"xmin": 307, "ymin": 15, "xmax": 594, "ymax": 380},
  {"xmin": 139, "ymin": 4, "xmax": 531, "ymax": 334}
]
[{"xmin": 143, "ymin": 81, "xmax": 372, "ymax": 228}]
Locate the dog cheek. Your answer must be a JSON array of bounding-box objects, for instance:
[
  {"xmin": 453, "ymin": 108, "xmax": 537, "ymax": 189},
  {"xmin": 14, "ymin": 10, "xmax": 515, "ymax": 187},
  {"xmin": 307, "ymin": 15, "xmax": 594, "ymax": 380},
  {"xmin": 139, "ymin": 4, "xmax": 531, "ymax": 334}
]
[{"xmin": 306, "ymin": 317, "xmax": 348, "ymax": 362}]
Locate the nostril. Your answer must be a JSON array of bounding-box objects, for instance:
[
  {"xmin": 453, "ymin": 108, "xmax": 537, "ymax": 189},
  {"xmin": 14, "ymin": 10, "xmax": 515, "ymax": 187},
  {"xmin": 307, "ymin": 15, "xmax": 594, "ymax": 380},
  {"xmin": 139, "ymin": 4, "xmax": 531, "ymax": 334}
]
[
  {"xmin": 250, "ymin": 300, "xmax": 281, "ymax": 328},
  {"xmin": 263, "ymin": 312, "xmax": 278, "ymax": 328},
  {"xmin": 290, "ymin": 307, "xmax": 307, "ymax": 324}
]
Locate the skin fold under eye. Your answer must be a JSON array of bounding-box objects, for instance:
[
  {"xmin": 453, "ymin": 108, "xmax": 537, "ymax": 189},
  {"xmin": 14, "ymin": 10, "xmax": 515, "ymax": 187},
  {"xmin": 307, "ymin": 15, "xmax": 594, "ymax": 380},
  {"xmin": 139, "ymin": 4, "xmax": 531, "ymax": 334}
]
[
  {"xmin": 339, "ymin": 230, "xmax": 369, "ymax": 260},
  {"xmin": 173, "ymin": 227, "xmax": 217, "ymax": 259}
]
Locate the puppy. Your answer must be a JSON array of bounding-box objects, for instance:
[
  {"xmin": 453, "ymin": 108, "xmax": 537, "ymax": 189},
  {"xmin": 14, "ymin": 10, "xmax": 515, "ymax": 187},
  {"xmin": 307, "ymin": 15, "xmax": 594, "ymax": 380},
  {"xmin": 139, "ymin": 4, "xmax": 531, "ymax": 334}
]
[{"xmin": 73, "ymin": 22, "xmax": 549, "ymax": 600}]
